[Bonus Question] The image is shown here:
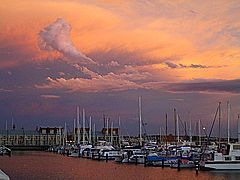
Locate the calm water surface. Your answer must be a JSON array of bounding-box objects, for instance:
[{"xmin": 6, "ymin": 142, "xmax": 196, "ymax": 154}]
[{"xmin": 0, "ymin": 151, "xmax": 240, "ymax": 180}]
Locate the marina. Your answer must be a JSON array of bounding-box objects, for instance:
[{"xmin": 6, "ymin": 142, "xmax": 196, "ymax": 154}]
[
  {"xmin": 1, "ymin": 100, "xmax": 240, "ymax": 179},
  {"xmin": 1, "ymin": 0, "xmax": 240, "ymax": 179}
]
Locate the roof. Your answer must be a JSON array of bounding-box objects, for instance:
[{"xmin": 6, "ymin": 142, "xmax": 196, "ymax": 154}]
[{"xmin": 0, "ymin": 130, "xmax": 39, "ymax": 136}]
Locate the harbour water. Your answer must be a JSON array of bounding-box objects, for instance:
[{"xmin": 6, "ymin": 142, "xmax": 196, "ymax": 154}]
[{"xmin": 0, "ymin": 151, "xmax": 240, "ymax": 180}]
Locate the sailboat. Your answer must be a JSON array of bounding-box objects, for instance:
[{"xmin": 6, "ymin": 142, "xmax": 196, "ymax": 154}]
[{"xmin": 201, "ymin": 102, "xmax": 240, "ymax": 170}]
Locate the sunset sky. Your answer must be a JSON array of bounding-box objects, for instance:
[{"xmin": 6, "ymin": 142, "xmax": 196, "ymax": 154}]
[{"xmin": 0, "ymin": 0, "xmax": 240, "ymax": 136}]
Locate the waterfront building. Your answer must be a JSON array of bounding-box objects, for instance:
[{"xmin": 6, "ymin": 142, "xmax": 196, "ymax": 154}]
[
  {"xmin": 0, "ymin": 127, "xmax": 63, "ymax": 146},
  {"xmin": 73, "ymin": 127, "xmax": 119, "ymax": 146}
]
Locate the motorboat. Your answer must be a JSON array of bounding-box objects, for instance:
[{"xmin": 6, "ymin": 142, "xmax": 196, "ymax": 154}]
[
  {"xmin": 122, "ymin": 154, "xmax": 146, "ymax": 164},
  {"xmin": 202, "ymin": 143, "xmax": 240, "ymax": 170}
]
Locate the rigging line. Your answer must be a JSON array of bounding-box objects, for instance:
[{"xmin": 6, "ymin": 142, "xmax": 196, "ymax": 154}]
[
  {"xmin": 200, "ymin": 103, "xmax": 219, "ymax": 161},
  {"xmin": 178, "ymin": 114, "xmax": 188, "ymax": 136}
]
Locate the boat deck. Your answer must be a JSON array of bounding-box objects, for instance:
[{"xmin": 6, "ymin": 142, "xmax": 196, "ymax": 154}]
[{"xmin": 0, "ymin": 169, "xmax": 10, "ymax": 180}]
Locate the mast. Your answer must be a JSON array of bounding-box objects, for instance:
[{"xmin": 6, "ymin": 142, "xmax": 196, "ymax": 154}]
[
  {"xmin": 89, "ymin": 116, "xmax": 92, "ymax": 144},
  {"xmin": 177, "ymin": 114, "xmax": 180, "ymax": 143},
  {"xmin": 165, "ymin": 113, "xmax": 168, "ymax": 154},
  {"xmin": 189, "ymin": 113, "xmax": 192, "ymax": 143},
  {"xmin": 106, "ymin": 118, "xmax": 109, "ymax": 141},
  {"xmin": 227, "ymin": 101, "xmax": 230, "ymax": 144},
  {"xmin": 139, "ymin": 96, "xmax": 143, "ymax": 146},
  {"xmin": 77, "ymin": 106, "xmax": 80, "ymax": 144},
  {"xmin": 73, "ymin": 118, "xmax": 76, "ymax": 144},
  {"xmin": 11, "ymin": 115, "xmax": 14, "ymax": 130},
  {"xmin": 111, "ymin": 121, "xmax": 113, "ymax": 145},
  {"xmin": 198, "ymin": 119, "xmax": 201, "ymax": 146},
  {"xmin": 159, "ymin": 126, "xmax": 162, "ymax": 144},
  {"xmin": 83, "ymin": 108, "xmax": 86, "ymax": 143},
  {"xmin": 5, "ymin": 120, "xmax": 8, "ymax": 131},
  {"xmin": 93, "ymin": 123, "xmax": 96, "ymax": 144},
  {"xmin": 59, "ymin": 127, "xmax": 62, "ymax": 145},
  {"xmin": 103, "ymin": 114, "xmax": 106, "ymax": 128},
  {"xmin": 63, "ymin": 122, "xmax": 67, "ymax": 146},
  {"xmin": 118, "ymin": 116, "xmax": 121, "ymax": 147},
  {"xmin": 238, "ymin": 114, "xmax": 240, "ymax": 143},
  {"xmin": 218, "ymin": 102, "xmax": 221, "ymax": 147},
  {"xmin": 184, "ymin": 121, "xmax": 187, "ymax": 141},
  {"xmin": 174, "ymin": 108, "xmax": 177, "ymax": 144}
]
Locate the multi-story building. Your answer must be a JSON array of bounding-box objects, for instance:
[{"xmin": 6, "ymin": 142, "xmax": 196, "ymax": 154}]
[
  {"xmin": 72, "ymin": 127, "xmax": 119, "ymax": 146},
  {"xmin": 0, "ymin": 126, "xmax": 120, "ymax": 146},
  {"xmin": 0, "ymin": 127, "xmax": 63, "ymax": 146}
]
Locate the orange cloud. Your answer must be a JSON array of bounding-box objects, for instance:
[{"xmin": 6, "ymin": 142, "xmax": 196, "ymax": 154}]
[{"xmin": 1, "ymin": 0, "xmax": 239, "ymax": 84}]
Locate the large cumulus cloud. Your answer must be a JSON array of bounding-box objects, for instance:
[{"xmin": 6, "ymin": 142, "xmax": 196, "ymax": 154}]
[{"xmin": 38, "ymin": 18, "xmax": 96, "ymax": 65}]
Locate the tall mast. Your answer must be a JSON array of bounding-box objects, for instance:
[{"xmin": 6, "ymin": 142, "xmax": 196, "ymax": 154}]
[
  {"xmin": 174, "ymin": 108, "xmax": 177, "ymax": 144},
  {"xmin": 89, "ymin": 116, "xmax": 92, "ymax": 144},
  {"xmin": 227, "ymin": 101, "xmax": 230, "ymax": 144},
  {"xmin": 64, "ymin": 122, "xmax": 67, "ymax": 146},
  {"xmin": 159, "ymin": 126, "xmax": 162, "ymax": 144},
  {"xmin": 73, "ymin": 118, "xmax": 76, "ymax": 144},
  {"xmin": 106, "ymin": 118, "xmax": 109, "ymax": 141},
  {"xmin": 83, "ymin": 108, "xmax": 86, "ymax": 143},
  {"xmin": 11, "ymin": 115, "xmax": 14, "ymax": 130},
  {"xmin": 93, "ymin": 123, "xmax": 96, "ymax": 144},
  {"xmin": 5, "ymin": 120, "xmax": 8, "ymax": 131},
  {"xmin": 111, "ymin": 121, "xmax": 113, "ymax": 145},
  {"xmin": 198, "ymin": 119, "xmax": 201, "ymax": 146},
  {"xmin": 118, "ymin": 116, "xmax": 121, "ymax": 147},
  {"xmin": 139, "ymin": 96, "xmax": 142, "ymax": 146},
  {"xmin": 59, "ymin": 127, "xmax": 62, "ymax": 145},
  {"xmin": 238, "ymin": 114, "xmax": 240, "ymax": 143},
  {"xmin": 184, "ymin": 121, "xmax": 187, "ymax": 141},
  {"xmin": 77, "ymin": 106, "xmax": 80, "ymax": 144},
  {"xmin": 165, "ymin": 113, "xmax": 168, "ymax": 154},
  {"xmin": 177, "ymin": 114, "xmax": 180, "ymax": 143},
  {"xmin": 189, "ymin": 113, "xmax": 192, "ymax": 143},
  {"xmin": 218, "ymin": 102, "xmax": 221, "ymax": 147}
]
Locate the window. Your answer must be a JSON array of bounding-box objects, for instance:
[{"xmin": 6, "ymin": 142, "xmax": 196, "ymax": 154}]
[
  {"xmin": 233, "ymin": 145, "xmax": 240, "ymax": 150},
  {"xmin": 42, "ymin": 129, "xmax": 46, "ymax": 134},
  {"xmin": 225, "ymin": 156, "xmax": 231, "ymax": 161},
  {"xmin": 235, "ymin": 156, "xmax": 240, "ymax": 160}
]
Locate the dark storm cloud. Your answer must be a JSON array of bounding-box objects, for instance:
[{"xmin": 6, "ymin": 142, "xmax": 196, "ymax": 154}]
[
  {"xmin": 164, "ymin": 61, "xmax": 215, "ymax": 69},
  {"xmin": 165, "ymin": 79, "xmax": 240, "ymax": 94},
  {"xmin": 0, "ymin": 59, "xmax": 86, "ymax": 90}
]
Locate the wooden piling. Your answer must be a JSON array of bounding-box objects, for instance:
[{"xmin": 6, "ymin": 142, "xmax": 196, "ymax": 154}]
[
  {"xmin": 98, "ymin": 153, "xmax": 100, "ymax": 161},
  {"xmin": 177, "ymin": 159, "xmax": 181, "ymax": 171},
  {"xmin": 195, "ymin": 162, "xmax": 199, "ymax": 175},
  {"xmin": 106, "ymin": 154, "xmax": 108, "ymax": 163},
  {"xmin": 144, "ymin": 156, "xmax": 147, "ymax": 167}
]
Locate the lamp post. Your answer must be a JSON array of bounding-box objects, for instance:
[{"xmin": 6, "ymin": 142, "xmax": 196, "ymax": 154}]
[{"xmin": 203, "ymin": 127, "xmax": 207, "ymax": 144}]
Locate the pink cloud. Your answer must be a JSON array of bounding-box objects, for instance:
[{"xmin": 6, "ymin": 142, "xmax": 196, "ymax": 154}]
[{"xmin": 36, "ymin": 72, "xmax": 143, "ymax": 93}]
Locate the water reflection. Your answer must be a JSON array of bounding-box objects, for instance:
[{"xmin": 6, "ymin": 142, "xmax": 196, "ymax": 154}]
[{"xmin": 0, "ymin": 152, "xmax": 239, "ymax": 180}]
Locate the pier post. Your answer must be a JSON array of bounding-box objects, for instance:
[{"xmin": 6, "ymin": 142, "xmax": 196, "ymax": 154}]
[
  {"xmin": 195, "ymin": 161, "xmax": 199, "ymax": 175},
  {"xmin": 161, "ymin": 159, "xmax": 164, "ymax": 168},
  {"xmin": 177, "ymin": 159, "xmax": 181, "ymax": 171},
  {"xmin": 144, "ymin": 156, "xmax": 147, "ymax": 167},
  {"xmin": 106, "ymin": 154, "xmax": 108, "ymax": 163},
  {"xmin": 98, "ymin": 153, "xmax": 100, "ymax": 161},
  {"xmin": 78, "ymin": 149, "xmax": 80, "ymax": 158}
]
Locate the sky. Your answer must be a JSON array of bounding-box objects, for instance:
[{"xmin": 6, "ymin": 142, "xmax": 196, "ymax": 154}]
[{"xmin": 0, "ymin": 0, "xmax": 240, "ymax": 137}]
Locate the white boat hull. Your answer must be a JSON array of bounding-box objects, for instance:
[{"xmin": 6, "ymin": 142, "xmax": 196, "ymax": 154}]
[{"xmin": 204, "ymin": 161, "xmax": 240, "ymax": 170}]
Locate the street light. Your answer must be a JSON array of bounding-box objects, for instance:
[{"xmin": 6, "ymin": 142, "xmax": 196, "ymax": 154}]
[{"xmin": 202, "ymin": 127, "xmax": 208, "ymax": 143}]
